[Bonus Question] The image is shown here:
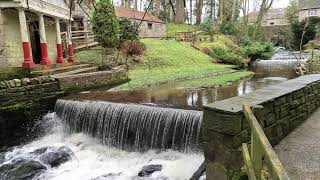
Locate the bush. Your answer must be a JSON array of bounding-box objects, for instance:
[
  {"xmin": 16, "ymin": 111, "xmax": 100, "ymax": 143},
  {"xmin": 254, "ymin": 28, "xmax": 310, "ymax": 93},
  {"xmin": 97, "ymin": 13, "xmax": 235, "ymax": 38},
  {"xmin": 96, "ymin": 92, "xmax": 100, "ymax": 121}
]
[
  {"xmin": 238, "ymin": 36, "xmax": 252, "ymax": 46},
  {"xmin": 121, "ymin": 40, "xmax": 146, "ymax": 57},
  {"xmin": 119, "ymin": 18, "xmax": 139, "ymax": 43},
  {"xmin": 239, "ymin": 42, "xmax": 274, "ymax": 60},
  {"xmin": 201, "ymin": 47, "xmax": 212, "ymax": 55},
  {"xmin": 220, "ymin": 21, "xmax": 239, "ymax": 35},
  {"xmin": 92, "ymin": 0, "xmax": 119, "ymax": 48},
  {"xmin": 211, "ymin": 47, "xmax": 245, "ymax": 68}
]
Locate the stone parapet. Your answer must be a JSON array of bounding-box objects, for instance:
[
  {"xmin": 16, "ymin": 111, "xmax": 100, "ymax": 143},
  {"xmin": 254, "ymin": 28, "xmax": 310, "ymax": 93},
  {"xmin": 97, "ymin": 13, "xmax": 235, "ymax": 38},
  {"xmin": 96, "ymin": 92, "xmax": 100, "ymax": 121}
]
[{"xmin": 202, "ymin": 74, "xmax": 320, "ymax": 179}]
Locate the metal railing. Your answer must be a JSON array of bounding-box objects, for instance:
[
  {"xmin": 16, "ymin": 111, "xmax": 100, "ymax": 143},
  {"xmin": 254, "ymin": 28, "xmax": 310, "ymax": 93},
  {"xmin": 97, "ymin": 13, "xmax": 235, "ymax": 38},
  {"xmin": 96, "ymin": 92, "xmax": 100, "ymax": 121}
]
[{"xmin": 242, "ymin": 102, "xmax": 290, "ymax": 180}]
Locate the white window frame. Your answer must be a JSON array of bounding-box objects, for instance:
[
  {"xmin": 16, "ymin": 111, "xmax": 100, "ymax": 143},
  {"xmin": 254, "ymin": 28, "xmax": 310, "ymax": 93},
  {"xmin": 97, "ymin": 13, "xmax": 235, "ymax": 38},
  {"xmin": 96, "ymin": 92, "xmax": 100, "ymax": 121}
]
[{"xmin": 308, "ymin": 9, "xmax": 317, "ymax": 17}]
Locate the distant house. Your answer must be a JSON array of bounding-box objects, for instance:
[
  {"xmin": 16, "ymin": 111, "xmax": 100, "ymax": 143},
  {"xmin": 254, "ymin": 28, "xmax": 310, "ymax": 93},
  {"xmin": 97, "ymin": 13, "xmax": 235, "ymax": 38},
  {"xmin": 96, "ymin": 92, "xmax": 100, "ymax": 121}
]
[
  {"xmin": 245, "ymin": 8, "xmax": 289, "ymax": 27},
  {"xmin": 299, "ymin": 0, "xmax": 320, "ymax": 21},
  {"xmin": 115, "ymin": 7, "xmax": 166, "ymax": 38}
]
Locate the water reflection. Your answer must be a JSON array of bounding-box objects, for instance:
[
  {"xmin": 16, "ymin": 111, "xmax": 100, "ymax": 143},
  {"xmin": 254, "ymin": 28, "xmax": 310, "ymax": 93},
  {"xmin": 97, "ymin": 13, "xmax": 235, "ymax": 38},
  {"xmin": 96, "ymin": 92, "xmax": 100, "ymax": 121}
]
[{"xmin": 64, "ymin": 55, "xmax": 306, "ymax": 110}]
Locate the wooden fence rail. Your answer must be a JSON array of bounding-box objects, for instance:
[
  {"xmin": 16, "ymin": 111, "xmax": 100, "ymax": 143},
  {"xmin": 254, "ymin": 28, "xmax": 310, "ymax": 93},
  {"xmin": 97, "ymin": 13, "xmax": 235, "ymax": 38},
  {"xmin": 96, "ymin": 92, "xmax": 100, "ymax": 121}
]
[
  {"xmin": 61, "ymin": 30, "xmax": 97, "ymax": 50},
  {"xmin": 242, "ymin": 102, "xmax": 290, "ymax": 180}
]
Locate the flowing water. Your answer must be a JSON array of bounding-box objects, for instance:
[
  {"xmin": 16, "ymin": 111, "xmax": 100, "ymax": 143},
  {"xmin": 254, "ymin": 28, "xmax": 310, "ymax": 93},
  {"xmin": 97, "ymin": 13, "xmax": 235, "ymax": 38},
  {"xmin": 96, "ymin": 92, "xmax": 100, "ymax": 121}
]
[{"xmin": 0, "ymin": 49, "xmax": 308, "ymax": 180}]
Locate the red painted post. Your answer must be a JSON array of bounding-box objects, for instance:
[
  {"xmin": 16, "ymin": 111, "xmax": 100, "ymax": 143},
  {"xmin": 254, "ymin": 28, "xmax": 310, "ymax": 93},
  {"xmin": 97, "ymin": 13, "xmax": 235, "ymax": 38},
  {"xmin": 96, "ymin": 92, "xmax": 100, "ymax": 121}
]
[
  {"xmin": 55, "ymin": 18, "xmax": 64, "ymax": 64},
  {"xmin": 67, "ymin": 23, "xmax": 75, "ymax": 63},
  {"xmin": 39, "ymin": 13, "xmax": 50, "ymax": 65},
  {"xmin": 18, "ymin": 8, "xmax": 35, "ymax": 68}
]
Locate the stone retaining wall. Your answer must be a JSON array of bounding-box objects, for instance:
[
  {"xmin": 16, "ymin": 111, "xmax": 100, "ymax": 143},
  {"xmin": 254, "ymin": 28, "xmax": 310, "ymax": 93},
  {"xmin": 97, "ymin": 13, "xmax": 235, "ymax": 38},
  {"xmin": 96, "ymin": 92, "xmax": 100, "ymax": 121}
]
[
  {"xmin": 202, "ymin": 74, "xmax": 320, "ymax": 179},
  {"xmin": 0, "ymin": 76, "xmax": 62, "ymax": 109}
]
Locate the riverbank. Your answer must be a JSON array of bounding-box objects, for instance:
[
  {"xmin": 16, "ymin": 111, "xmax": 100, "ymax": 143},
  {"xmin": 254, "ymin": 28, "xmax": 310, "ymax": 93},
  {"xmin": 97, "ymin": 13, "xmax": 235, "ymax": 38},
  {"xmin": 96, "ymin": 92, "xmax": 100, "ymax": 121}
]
[{"xmin": 113, "ymin": 39, "xmax": 253, "ymax": 90}]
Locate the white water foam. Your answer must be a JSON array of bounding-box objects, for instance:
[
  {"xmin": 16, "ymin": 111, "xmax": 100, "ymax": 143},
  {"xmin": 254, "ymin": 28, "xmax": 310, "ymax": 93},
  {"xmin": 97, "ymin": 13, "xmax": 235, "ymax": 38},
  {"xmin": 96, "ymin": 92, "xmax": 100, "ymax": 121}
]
[{"xmin": 3, "ymin": 113, "xmax": 204, "ymax": 180}]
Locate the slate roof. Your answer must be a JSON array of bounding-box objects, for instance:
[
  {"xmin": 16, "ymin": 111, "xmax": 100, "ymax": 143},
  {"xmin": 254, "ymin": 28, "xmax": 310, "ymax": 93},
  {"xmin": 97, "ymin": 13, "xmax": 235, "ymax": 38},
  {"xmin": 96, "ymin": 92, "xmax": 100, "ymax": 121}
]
[
  {"xmin": 115, "ymin": 7, "xmax": 164, "ymax": 23},
  {"xmin": 299, "ymin": 0, "xmax": 320, "ymax": 10}
]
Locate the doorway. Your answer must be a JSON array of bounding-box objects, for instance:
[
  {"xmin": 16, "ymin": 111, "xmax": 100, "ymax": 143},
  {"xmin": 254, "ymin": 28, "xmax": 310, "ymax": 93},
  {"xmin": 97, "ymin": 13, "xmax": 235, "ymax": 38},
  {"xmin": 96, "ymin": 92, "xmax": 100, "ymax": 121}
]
[{"xmin": 29, "ymin": 21, "xmax": 42, "ymax": 64}]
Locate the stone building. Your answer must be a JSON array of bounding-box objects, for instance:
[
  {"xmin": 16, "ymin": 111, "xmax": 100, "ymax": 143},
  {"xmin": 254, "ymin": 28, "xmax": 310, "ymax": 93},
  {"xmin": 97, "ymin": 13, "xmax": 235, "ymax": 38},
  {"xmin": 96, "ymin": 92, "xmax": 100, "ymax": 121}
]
[
  {"xmin": 0, "ymin": 0, "xmax": 75, "ymax": 68},
  {"xmin": 245, "ymin": 8, "xmax": 289, "ymax": 27},
  {"xmin": 299, "ymin": 0, "xmax": 320, "ymax": 21},
  {"xmin": 115, "ymin": 7, "xmax": 166, "ymax": 38}
]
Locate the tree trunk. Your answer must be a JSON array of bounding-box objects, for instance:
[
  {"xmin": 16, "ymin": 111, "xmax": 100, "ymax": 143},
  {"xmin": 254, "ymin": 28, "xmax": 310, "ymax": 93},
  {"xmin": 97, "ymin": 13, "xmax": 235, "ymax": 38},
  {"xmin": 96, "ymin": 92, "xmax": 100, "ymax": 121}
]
[
  {"xmin": 218, "ymin": 0, "xmax": 224, "ymax": 24},
  {"xmin": 209, "ymin": 0, "xmax": 214, "ymax": 20},
  {"xmin": 135, "ymin": 0, "xmax": 138, "ymax": 10},
  {"xmin": 155, "ymin": 0, "xmax": 161, "ymax": 16},
  {"xmin": 189, "ymin": 0, "xmax": 193, "ymax": 24},
  {"xmin": 195, "ymin": 0, "xmax": 202, "ymax": 25},
  {"xmin": 231, "ymin": 0, "xmax": 237, "ymax": 21},
  {"xmin": 253, "ymin": 0, "xmax": 274, "ymax": 40},
  {"xmin": 175, "ymin": 0, "xmax": 185, "ymax": 24}
]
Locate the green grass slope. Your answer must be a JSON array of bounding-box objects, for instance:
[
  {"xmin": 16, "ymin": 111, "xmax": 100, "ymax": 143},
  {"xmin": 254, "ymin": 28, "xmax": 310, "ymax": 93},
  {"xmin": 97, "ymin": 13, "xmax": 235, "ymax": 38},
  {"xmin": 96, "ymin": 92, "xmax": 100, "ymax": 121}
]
[{"xmin": 115, "ymin": 39, "xmax": 234, "ymax": 90}]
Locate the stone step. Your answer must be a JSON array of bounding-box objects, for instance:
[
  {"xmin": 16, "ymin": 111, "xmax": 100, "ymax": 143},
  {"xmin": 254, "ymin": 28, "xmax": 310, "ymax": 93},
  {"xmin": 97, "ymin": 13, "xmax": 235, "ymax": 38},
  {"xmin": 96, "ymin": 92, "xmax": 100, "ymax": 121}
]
[
  {"xmin": 52, "ymin": 66, "xmax": 99, "ymax": 77},
  {"xmin": 31, "ymin": 64, "xmax": 93, "ymax": 76}
]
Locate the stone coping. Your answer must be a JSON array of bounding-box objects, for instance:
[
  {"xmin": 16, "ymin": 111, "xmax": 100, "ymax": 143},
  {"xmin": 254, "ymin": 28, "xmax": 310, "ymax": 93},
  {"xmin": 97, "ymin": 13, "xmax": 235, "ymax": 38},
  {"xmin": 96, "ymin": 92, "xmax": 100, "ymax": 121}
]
[{"xmin": 204, "ymin": 74, "xmax": 320, "ymax": 114}]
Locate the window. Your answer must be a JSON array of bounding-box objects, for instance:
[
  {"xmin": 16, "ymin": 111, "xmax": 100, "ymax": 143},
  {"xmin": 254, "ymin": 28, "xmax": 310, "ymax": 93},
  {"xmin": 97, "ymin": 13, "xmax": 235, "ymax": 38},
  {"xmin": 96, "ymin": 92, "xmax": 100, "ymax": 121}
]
[
  {"xmin": 270, "ymin": 22, "xmax": 275, "ymax": 25},
  {"xmin": 147, "ymin": 22, "xmax": 153, "ymax": 29},
  {"xmin": 308, "ymin": 9, "xmax": 317, "ymax": 17}
]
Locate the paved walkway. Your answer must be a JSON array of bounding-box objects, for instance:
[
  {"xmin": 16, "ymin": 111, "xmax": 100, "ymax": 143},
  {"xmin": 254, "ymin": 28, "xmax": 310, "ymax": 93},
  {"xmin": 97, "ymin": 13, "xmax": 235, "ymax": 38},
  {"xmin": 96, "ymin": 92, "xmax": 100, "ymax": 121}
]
[{"xmin": 275, "ymin": 108, "xmax": 320, "ymax": 180}]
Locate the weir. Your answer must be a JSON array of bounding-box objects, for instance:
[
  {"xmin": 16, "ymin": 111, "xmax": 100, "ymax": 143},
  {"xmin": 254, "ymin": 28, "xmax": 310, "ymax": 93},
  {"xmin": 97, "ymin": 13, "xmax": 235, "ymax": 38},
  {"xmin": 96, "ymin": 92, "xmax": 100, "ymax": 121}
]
[{"xmin": 55, "ymin": 99, "xmax": 203, "ymax": 152}]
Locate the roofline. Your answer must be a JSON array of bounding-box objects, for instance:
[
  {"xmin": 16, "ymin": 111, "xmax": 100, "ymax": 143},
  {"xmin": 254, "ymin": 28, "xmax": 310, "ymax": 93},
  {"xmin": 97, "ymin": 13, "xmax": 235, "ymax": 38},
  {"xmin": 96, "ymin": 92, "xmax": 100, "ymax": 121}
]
[
  {"xmin": 119, "ymin": 17, "xmax": 165, "ymax": 24},
  {"xmin": 299, "ymin": 7, "xmax": 320, "ymax": 11}
]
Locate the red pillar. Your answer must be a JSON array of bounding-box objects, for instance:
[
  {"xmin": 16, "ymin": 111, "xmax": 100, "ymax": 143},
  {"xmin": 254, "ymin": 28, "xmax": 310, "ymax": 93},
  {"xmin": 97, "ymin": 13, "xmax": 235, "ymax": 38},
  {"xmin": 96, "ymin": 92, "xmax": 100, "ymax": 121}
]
[
  {"xmin": 39, "ymin": 13, "xmax": 50, "ymax": 65},
  {"xmin": 18, "ymin": 8, "xmax": 35, "ymax": 69},
  {"xmin": 67, "ymin": 23, "xmax": 75, "ymax": 63},
  {"xmin": 22, "ymin": 42, "xmax": 35, "ymax": 68},
  {"xmin": 55, "ymin": 18, "xmax": 63, "ymax": 64}
]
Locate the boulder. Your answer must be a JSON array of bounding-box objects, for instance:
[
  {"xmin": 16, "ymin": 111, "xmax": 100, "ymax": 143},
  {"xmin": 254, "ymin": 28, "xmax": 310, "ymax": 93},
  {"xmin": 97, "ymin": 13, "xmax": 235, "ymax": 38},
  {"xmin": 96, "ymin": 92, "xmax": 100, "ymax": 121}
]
[
  {"xmin": 0, "ymin": 158, "xmax": 47, "ymax": 180},
  {"xmin": 138, "ymin": 164, "xmax": 162, "ymax": 177},
  {"xmin": 39, "ymin": 146, "xmax": 72, "ymax": 167},
  {"xmin": 30, "ymin": 147, "xmax": 49, "ymax": 155}
]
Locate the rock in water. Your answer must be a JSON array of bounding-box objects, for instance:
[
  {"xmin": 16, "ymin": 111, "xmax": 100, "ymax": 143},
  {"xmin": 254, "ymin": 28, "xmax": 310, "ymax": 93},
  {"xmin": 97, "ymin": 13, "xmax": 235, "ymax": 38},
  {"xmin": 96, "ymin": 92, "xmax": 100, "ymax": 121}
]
[
  {"xmin": 0, "ymin": 158, "xmax": 47, "ymax": 180},
  {"xmin": 40, "ymin": 146, "xmax": 72, "ymax": 167},
  {"xmin": 138, "ymin": 164, "xmax": 162, "ymax": 177}
]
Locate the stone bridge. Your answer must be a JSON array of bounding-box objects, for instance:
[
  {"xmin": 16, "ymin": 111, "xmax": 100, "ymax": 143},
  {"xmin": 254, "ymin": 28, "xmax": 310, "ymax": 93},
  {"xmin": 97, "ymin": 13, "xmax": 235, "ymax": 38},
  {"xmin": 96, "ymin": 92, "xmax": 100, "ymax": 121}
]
[{"xmin": 202, "ymin": 74, "xmax": 320, "ymax": 179}]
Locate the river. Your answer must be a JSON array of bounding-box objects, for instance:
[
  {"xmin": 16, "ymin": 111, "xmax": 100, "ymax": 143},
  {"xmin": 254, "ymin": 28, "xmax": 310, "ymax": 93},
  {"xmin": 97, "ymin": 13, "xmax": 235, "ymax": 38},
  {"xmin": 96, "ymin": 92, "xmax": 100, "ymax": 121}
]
[{"xmin": 0, "ymin": 49, "xmax": 308, "ymax": 180}]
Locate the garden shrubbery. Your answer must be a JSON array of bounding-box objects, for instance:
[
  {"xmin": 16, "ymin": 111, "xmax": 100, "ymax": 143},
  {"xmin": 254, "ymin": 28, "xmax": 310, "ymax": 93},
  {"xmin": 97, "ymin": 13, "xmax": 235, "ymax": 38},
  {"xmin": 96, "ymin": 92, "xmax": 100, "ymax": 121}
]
[
  {"xmin": 121, "ymin": 40, "xmax": 146, "ymax": 61},
  {"xmin": 239, "ymin": 42, "xmax": 274, "ymax": 60},
  {"xmin": 211, "ymin": 47, "xmax": 245, "ymax": 68}
]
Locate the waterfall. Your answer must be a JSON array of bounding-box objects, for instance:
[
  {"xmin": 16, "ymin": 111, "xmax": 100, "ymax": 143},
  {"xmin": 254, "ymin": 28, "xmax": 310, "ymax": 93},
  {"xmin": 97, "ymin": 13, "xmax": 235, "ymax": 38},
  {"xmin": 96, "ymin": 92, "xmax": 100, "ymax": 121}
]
[{"xmin": 55, "ymin": 99, "xmax": 203, "ymax": 152}]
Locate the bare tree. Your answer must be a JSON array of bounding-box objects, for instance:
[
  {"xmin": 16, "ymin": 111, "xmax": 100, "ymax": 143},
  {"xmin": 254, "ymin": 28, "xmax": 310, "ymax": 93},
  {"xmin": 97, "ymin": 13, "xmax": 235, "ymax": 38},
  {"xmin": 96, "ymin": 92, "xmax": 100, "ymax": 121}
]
[
  {"xmin": 253, "ymin": 0, "xmax": 274, "ymax": 40},
  {"xmin": 189, "ymin": 0, "xmax": 193, "ymax": 24},
  {"xmin": 175, "ymin": 0, "xmax": 185, "ymax": 23},
  {"xmin": 195, "ymin": 0, "xmax": 203, "ymax": 24},
  {"xmin": 155, "ymin": 0, "xmax": 161, "ymax": 16}
]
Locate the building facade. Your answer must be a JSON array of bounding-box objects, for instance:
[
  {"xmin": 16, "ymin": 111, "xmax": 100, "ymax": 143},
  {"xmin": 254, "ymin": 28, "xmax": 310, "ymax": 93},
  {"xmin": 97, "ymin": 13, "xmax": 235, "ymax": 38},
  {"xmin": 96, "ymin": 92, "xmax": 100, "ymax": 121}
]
[
  {"xmin": 0, "ymin": 0, "xmax": 75, "ymax": 68},
  {"xmin": 116, "ymin": 7, "xmax": 166, "ymax": 38},
  {"xmin": 299, "ymin": 0, "xmax": 320, "ymax": 21},
  {"xmin": 245, "ymin": 8, "xmax": 289, "ymax": 27}
]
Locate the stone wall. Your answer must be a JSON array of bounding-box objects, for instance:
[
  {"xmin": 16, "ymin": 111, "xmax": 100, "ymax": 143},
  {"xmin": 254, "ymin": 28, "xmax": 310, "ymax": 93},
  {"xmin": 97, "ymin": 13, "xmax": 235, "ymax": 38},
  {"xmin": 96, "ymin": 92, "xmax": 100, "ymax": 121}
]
[
  {"xmin": 56, "ymin": 68, "xmax": 127, "ymax": 92},
  {"xmin": 0, "ymin": 76, "xmax": 63, "ymax": 109},
  {"xmin": 139, "ymin": 21, "xmax": 166, "ymax": 38},
  {"xmin": 202, "ymin": 74, "xmax": 320, "ymax": 179}
]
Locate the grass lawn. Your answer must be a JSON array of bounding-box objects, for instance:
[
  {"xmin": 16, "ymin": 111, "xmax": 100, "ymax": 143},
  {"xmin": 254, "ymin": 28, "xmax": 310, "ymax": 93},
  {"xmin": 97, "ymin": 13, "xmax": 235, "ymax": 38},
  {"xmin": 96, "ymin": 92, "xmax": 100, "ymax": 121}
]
[
  {"xmin": 176, "ymin": 71, "xmax": 254, "ymax": 88},
  {"xmin": 197, "ymin": 35, "xmax": 236, "ymax": 49},
  {"xmin": 75, "ymin": 46, "xmax": 103, "ymax": 65},
  {"xmin": 114, "ymin": 39, "xmax": 237, "ymax": 90},
  {"xmin": 166, "ymin": 23, "xmax": 198, "ymax": 37}
]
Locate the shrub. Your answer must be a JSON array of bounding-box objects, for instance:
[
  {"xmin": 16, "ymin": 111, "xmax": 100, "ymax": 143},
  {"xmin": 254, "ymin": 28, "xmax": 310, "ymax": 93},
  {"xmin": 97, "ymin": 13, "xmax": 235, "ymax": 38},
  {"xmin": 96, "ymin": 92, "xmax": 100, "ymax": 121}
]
[
  {"xmin": 200, "ymin": 18, "xmax": 218, "ymax": 42},
  {"xmin": 121, "ymin": 40, "xmax": 146, "ymax": 57},
  {"xmin": 92, "ymin": 0, "xmax": 119, "ymax": 48},
  {"xmin": 239, "ymin": 42, "xmax": 274, "ymax": 60},
  {"xmin": 201, "ymin": 47, "xmax": 212, "ymax": 55},
  {"xmin": 238, "ymin": 36, "xmax": 252, "ymax": 46},
  {"xmin": 119, "ymin": 18, "xmax": 139, "ymax": 43},
  {"xmin": 211, "ymin": 47, "xmax": 245, "ymax": 68},
  {"xmin": 220, "ymin": 21, "xmax": 239, "ymax": 35}
]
